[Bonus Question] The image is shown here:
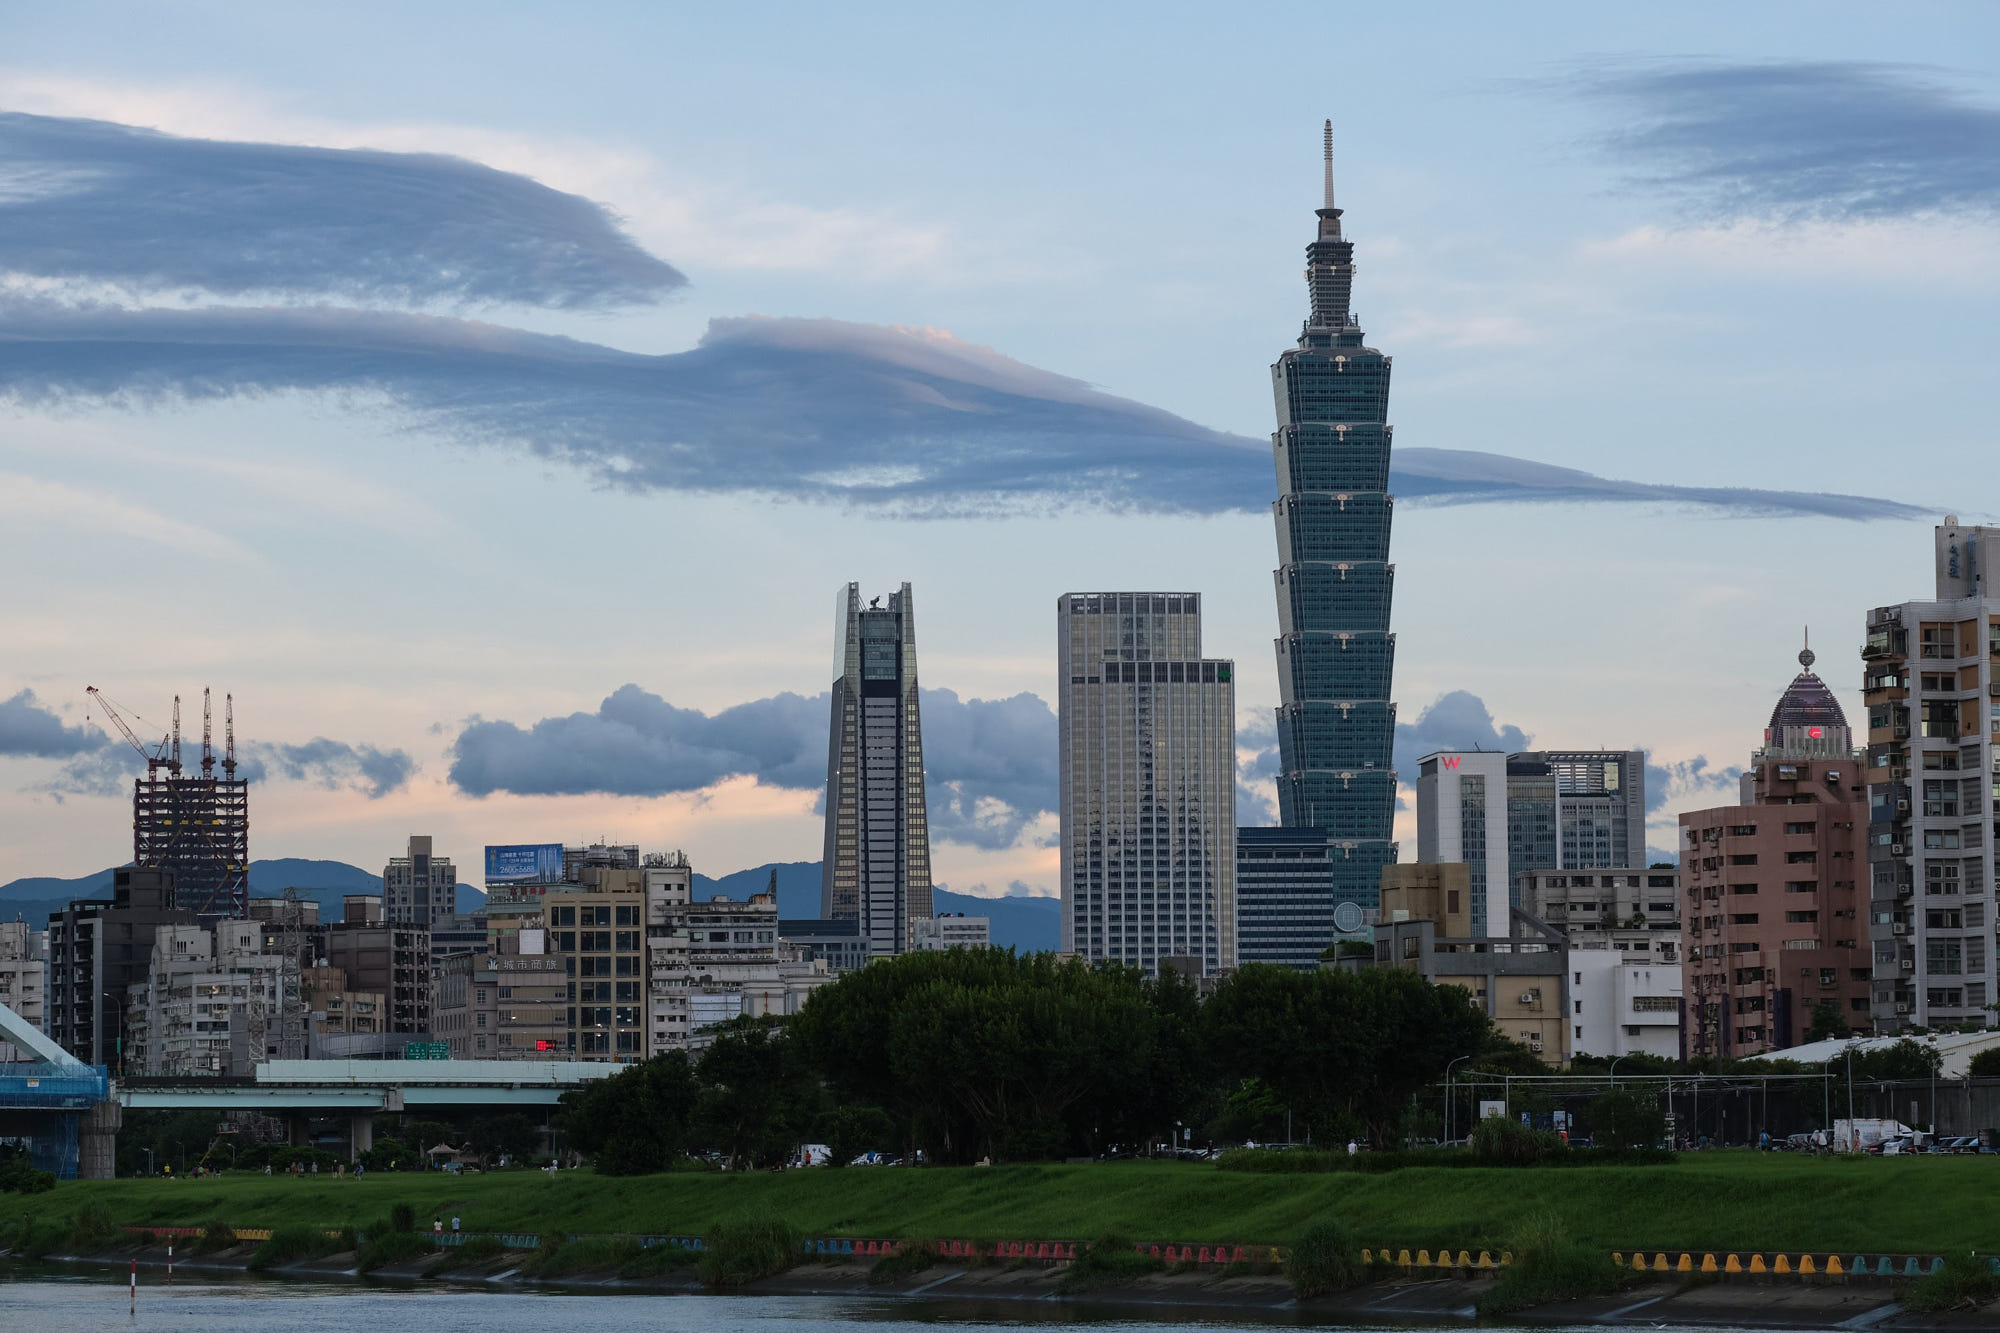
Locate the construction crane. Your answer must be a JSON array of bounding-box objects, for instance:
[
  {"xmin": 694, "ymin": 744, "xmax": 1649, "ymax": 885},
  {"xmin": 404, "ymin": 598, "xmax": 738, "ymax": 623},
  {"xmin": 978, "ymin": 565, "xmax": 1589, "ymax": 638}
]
[{"xmin": 84, "ymin": 686, "xmax": 181, "ymax": 776}]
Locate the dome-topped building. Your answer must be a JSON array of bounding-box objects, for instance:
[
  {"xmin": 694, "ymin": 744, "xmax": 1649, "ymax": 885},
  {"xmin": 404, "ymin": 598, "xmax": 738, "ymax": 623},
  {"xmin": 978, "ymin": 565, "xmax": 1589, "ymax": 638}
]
[{"xmin": 1762, "ymin": 641, "xmax": 1852, "ymax": 758}]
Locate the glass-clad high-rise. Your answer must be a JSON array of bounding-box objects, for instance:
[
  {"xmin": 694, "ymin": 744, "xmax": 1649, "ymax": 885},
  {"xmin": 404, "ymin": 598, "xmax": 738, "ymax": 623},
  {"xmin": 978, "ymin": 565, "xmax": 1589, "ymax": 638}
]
[
  {"xmin": 821, "ymin": 582, "xmax": 933, "ymax": 955},
  {"xmin": 1270, "ymin": 123, "xmax": 1397, "ymax": 909}
]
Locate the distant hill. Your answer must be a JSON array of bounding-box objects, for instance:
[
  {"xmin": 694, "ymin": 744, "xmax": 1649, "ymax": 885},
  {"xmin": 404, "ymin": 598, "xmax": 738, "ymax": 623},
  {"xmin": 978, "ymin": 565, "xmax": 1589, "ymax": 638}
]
[{"xmin": 0, "ymin": 857, "xmax": 1059, "ymax": 951}]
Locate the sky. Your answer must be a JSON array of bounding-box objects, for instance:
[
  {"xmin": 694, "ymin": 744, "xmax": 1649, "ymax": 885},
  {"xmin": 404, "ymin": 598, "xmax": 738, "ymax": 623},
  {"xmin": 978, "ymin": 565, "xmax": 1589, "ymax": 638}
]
[{"xmin": 2, "ymin": 2, "xmax": 1997, "ymax": 896}]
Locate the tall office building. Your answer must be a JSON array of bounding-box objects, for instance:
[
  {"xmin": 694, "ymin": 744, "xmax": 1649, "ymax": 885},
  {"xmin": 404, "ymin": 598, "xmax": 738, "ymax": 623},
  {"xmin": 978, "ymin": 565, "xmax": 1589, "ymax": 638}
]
[
  {"xmin": 821, "ymin": 582, "xmax": 933, "ymax": 955},
  {"xmin": 1059, "ymin": 592, "xmax": 1237, "ymax": 974},
  {"xmin": 1269, "ymin": 122, "xmax": 1398, "ymax": 910},
  {"xmin": 1235, "ymin": 826, "xmax": 1344, "ymax": 969},
  {"xmin": 1864, "ymin": 519, "xmax": 2000, "ymax": 1031},
  {"xmin": 1415, "ymin": 748, "xmax": 1648, "ymax": 936},
  {"xmin": 382, "ymin": 835, "xmax": 457, "ymax": 931}
]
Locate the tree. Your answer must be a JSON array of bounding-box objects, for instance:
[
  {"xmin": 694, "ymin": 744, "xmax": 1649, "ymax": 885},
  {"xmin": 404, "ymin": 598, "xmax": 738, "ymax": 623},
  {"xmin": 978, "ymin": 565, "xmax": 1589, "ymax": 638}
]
[
  {"xmin": 1584, "ymin": 1089, "xmax": 1666, "ymax": 1152},
  {"xmin": 1202, "ymin": 964, "xmax": 1489, "ymax": 1146},
  {"xmin": 1805, "ymin": 1000, "xmax": 1849, "ymax": 1043},
  {"xmin": 1851, "ymin": 1038, "xmax": 1944, "ymax": 1082},
  {"xmin": 559, "ymin": 1050, "xmax": 700, "ymax": 1175},
  {"xmin": 695, "ymin": 1015, "xmax": 816, "ymax": 1168},
  {"xmin": 1969, "ymin": 1048, "xmax": 2000, "ymax": 1079}
]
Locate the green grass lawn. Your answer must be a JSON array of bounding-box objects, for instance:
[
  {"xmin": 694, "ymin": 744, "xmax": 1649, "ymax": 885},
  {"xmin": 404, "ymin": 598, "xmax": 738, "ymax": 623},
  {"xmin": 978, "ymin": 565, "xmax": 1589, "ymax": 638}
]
[{"xmin": 14, "ymin": 1153, "xmax": 1996, "ymax": 1255}]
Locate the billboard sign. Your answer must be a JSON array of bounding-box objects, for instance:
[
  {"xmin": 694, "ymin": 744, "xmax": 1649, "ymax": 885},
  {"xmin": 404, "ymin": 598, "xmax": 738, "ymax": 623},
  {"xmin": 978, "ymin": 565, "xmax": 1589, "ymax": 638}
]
[{"xmin": 485, "ymin": 843, "xmax": 564, "ymax": 884}]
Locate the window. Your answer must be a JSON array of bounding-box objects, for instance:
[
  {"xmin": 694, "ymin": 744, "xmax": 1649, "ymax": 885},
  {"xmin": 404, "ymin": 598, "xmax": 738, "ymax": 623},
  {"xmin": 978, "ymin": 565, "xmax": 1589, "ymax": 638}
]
[
  {"xmin": 1784, "ymin": 821, "xmax": 1817, "ymax": 835},
  {"xmin": 1786, "ymin": 910, "xmax": 1818, "ymax": 923},
  {"xmin": 1730, "ymin": 854, "xmax": 1759, "ymax": 865},
  {"xmin": 1927, "ymin": 939, "xmax": 1964, "ymax": 976}
]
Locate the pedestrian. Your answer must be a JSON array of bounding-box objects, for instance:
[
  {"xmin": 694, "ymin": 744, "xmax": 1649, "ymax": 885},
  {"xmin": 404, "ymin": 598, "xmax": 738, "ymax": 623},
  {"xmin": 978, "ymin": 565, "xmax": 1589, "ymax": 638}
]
[
  {"xmin": 451, "ymin": 1215, "xmax": 460, "ymax": 1234},
  {"xmin": 1346, "ymin": 1140, "xmax": 1357, "ymax": 1157},
  {"xmin": 433, "ymin": 1217, "xmax": 442, "ymax": 1236}
]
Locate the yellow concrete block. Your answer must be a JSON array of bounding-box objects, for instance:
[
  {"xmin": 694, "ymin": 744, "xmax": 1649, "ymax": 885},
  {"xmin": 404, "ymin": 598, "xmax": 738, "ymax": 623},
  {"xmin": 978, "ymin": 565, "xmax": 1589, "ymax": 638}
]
[
  {"xmin": 1701, "ymin": 1253, "xmax": 1718, "ymax": 1273},
  {"xmin": 1799, "ymin": 1255, "xmax": 1816, "ymax": 1275},
  {"xmin": 1499, "ymin": 1251, "xmax": 1512, "ymax": 1266},
  {"xmin": 1456, "ymin": 1250, "xmax": 1472, "ymax": 1269},
  {"xmin": 1677, "ymin": 1253, "xmax": 1693, "ymax": 1273},
  {"xmin": 1725, "ymin": 1254, "xmax": 1743, "ymax": 1273},
  {"xmin": 1415, "ymin": 1250, "xmax": 1431, "ymax": 1268},
  {"xmin": 1652, "ymin": 1253, "xmax": 1668, "ymax": 1272},
  {"xmin": 1477, "ymin": 1251, "xmax": 1495, "ymax": 1270},
  {"xmin": 1774, "ymin": 1255, "xmax": 1792, "ymax": 1275},
  {"xmin": 1397, "ymin": 1249, "xmax": 1413, "ymax": 1268},
  {"xmin": 1362, "ymin": 1249, "xmax": 1374, "ymax": 1264},
  {"xmin": 1749, "ymin": 1255, "xmax": 1767, "ymax": 1274},
  {"xmin": 1825, "ymin": 1256, "xmax": 1843, "ymax": 1276},
  {"xmin": 1611, "ymin": 1252, "xmax": 1625, "ymax": 1267}
]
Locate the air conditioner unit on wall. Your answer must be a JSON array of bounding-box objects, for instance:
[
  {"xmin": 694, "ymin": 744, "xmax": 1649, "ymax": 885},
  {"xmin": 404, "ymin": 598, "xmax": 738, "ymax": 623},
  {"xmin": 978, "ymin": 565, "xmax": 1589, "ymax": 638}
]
[
  {"xmin": 1895, "ymin": 1002, "xmax": 1911, "ymax": 1014},
  {"xmin": 1892, "ymin": 844, "xmax": 1908, "ymax": 856}
]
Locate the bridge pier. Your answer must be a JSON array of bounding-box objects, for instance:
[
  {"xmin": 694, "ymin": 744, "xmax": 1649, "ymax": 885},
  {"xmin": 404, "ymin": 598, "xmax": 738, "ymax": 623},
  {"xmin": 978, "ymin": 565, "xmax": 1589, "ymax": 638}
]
[
  {"xmin": 350, "ymin": 1112, "xmax": 374, "ymax": 1161},
  {"xmin": 288, "ymin": 1113, "xmax": 310, "ymax": 1147},
  {"xmin": 78, "ymin": 1099, "xmax": 121, "ymax": 1180}
]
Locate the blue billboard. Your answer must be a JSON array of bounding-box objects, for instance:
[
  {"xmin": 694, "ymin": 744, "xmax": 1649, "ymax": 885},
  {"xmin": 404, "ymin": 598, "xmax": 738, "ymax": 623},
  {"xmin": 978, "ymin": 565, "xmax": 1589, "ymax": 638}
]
[{"xmin": 485, "ymin": 843, "xmax": 564, "ymax": 884}]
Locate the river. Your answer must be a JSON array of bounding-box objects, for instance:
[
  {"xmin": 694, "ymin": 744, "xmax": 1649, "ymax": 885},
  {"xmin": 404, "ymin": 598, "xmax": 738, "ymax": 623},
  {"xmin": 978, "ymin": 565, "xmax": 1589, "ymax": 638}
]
[{"xmin": 0, "ymin": 1269, "xmax": 1796, "ymax": 1332}]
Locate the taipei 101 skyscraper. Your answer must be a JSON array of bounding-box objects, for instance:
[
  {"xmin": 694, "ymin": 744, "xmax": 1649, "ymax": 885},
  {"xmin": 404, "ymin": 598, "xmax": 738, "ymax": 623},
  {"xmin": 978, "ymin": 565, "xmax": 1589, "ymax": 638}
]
[{"xmin": 1269, "ymin": 121, "xmax": 1398, "ymax": 910}]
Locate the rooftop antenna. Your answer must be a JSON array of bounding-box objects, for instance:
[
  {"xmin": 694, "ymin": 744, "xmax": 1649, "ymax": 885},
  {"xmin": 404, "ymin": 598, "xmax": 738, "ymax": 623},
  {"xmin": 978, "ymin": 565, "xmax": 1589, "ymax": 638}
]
[
  {"xmin": 1322, "ymin": 118, "xmax": 1335, "ymax": 210},
  {"xmin": 1800, "ymin": 626, "xmax": 1814, "ymax": 673}
]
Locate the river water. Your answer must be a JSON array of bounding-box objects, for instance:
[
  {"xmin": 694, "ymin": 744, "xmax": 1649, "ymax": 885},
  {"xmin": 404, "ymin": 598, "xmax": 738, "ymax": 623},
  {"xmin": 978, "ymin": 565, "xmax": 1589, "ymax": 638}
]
[{"xmin": 0, "ymin": 1268, "xmax": 1792, "ymax": 1331}]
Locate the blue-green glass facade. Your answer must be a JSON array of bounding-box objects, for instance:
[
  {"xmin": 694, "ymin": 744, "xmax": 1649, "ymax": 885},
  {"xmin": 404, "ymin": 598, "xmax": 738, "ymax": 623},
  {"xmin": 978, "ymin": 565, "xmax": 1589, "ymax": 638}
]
[{"xmin": 1270, "ymin": 185, "xmax": 1397, "ymax": 907}]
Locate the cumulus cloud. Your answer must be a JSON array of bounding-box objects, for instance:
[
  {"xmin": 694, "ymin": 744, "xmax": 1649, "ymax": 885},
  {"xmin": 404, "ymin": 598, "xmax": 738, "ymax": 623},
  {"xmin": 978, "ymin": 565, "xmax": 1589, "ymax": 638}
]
[
  {"xmin": 1573, "ymin": 60, "xmax": 2000, "ymax": 221},
  {"xmin": 1235, "ymin": 712, "xmax": 1281, "ymax": 826},
  {"xmin": 1391, "ymin": 690, "xmax": 1533, "ymax": 779},
  {"xmin": 448, "ymin": 683, "xmax": 1058, "ymax": 850},
  {"xmin": 0, "ymin": 299, "xmax": 1925, "ymax": 520},
  {"xmin": 0, "ymin": 688, "xmax": 109, "ymax": 757},
  {"xmin": 1645, "ymin": 754, "xmax": 1744, "ymax": 814},
  {"xmin": 0, "ymin": 111, "xmax": 684, "ymax": 307},
  {"xmin": 243, "ymin": 739, "xmax": 416, "ymax": 799}
]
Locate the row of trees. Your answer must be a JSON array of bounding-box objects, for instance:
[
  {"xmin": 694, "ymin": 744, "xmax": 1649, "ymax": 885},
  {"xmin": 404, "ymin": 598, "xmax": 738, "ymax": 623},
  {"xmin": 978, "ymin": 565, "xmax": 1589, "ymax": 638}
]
[{"xmin": 561, "ymin": 949, "xmax": 1496, "ymax": 1172}]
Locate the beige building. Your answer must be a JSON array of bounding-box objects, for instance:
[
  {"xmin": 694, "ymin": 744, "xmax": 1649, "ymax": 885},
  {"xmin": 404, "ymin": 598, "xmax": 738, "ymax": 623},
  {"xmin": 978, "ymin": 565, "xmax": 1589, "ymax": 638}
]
[
  {"xmin": 483, "ymin": 891, "xmax": 567, "ymax": 1058},
  {"xmin": 0, "ymin": 920, "xmax": 46, "ymax": 1061},
  {"xmin": 911, "ymin": 914, "xmax": 991, "ymax": 951},
  {"xmin": 1380, "ymin": 863, "xmax": 1473, "ymax": 936},
  {"xmin": 1518, "ymin": 866, "xmax": 1683, "ymax": 1060},
  {"xmin": 434, "ymin": 952, "xmax": 498, "ymax": 1059}
]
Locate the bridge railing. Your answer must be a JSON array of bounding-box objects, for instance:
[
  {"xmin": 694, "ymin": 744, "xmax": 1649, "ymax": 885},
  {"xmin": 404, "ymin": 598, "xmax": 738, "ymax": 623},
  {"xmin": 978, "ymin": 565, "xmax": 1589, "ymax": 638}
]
[{"xmin": 0, "ymin": 1063, "xmax": 109, "ymax": 1108}]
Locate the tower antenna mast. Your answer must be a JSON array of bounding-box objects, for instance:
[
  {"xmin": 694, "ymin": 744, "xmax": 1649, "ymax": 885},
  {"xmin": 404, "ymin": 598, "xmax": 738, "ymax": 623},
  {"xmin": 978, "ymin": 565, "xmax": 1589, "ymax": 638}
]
[{"xmin": 1323, "ymin": 119, "xmax": 1335, "ymax": 210}]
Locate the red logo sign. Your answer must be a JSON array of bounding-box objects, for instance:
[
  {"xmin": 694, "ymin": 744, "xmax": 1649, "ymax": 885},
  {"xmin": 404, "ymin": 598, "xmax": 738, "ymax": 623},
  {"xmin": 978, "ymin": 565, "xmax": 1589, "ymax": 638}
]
[{"xmin": 1441, "ymin": 756, "xmax": 1461, "ymax": 770}]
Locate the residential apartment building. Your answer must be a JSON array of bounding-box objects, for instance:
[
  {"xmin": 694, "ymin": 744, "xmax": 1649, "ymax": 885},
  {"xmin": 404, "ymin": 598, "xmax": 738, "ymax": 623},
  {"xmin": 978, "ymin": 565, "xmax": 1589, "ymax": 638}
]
[
  {"xmin": 1059, "ymin": 592, "xmax": 1238, "ymax": 975},
  {"xmin": 1416, "ymin": 749, "xmax": 1649, "ymax": 937},
  {"xmin": 1864, "ymin": 520, "xmax": 2000, "ymax": 1032},
  {"xmin": 47, "ymin": 867, "xmax": 194, "ymax": 1068},
  {"xmin": 646, "ymin": 855, "xmax": 817, "ymax": 1053},
  {"xmin": 1681, "ymin": 646, "xmax": 1869, "ymax": 1057},
  {"xmin": 124, "ymin": 920, "xmax": 293, "ymax": 1076},
  {"xmin": 911, "ymin": 914, "xmax": 991, "ymax": 951},
  {"xmin": 1518, "ymin": 867, "xmax": 1683, "ymax": 1059},
  {"xmin": 299, "ymin": 963, "xmax": 386, "ymax": 1056},
  {"xmin": 383, "ymin": 835, "xmax": 458, "ymax": 931},
  {"xmin": 434, "ymin": 952, "xmax": 498, "ymax": 1059},
  {"xmin": 485, "ymin": 901, "xmax": 567, "ymax": 1058},
  {"xmin": 1235, "ymin": 826, "xmax": 1351, "ymax": 969},
  {"xmin": 323, "ymin": 897, "xmax": 432, "ymax": 1036},
  {"xmin": 821, "ymin": 582, "xmax": 933, "ymax": 954},
  {"xmin": 0, "ymin": 920, "xmax": 46, "ymax": 1060},
  {"xmin": 547, "ymin": 865, "xmax": 649, "ymax": 1059}
]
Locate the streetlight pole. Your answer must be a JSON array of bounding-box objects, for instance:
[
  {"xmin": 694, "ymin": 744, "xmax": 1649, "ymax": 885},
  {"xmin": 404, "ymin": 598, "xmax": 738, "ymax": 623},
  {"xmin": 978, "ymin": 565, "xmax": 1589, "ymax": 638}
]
[
  {"xmin": 1609, "ymin": 1053, "xmax": 1631, "ymax": 1088},
  {"xmin": 1445, "ymin": 1055, "xmax": 1473, "ymax": 1143}
]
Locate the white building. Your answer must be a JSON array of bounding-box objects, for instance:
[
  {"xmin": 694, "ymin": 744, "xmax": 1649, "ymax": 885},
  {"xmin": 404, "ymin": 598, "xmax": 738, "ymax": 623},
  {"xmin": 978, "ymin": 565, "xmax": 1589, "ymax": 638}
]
[
  {"xmin": 1567, "ymin": 951, "xmax": 1683, "ymax": 1060},
  {"xmin": 1517, "ymin": 866, "xmax": 1683, "ymax": 1059},
  {"xmin": 644, "ymin": 857, "xmax": 831, "ymax": 1054},
  {"xmin": 1416, "ymin": 751, "xmax": 1511, "ymax": 937},
  {"xmin": 911, "ymin": 914, "xmax": 991, "ymax": 951},
  {"xmin": 125, "ymin": 920, "xmax": 294, "ymax": 1076},
  {"xmin": 1059, "ymin": 592, "xmax": 1237, "ymax": 975},
  {"xmin": 0, "ymin": 920, "xmax": 46, "ymax": 1060}
]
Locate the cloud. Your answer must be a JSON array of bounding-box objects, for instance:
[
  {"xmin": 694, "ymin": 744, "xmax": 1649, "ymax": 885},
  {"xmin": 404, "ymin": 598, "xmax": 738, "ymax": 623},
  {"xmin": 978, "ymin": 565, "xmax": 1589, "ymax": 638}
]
[
  {"xmin": 0, "ymin": 688, "xmax": 109, "ymax": 757},
  {"xmin": 448, "ymin": 683, "xmax": 1058, "ymax": 850},
  {"xmin": 1391, "ymin": 690, "xmax": 1533, "ymax": 779},
  {"xmin": 1573, "ymin": 60, "xmax": 2000, "ymax": 222},
  {"xmin": 1236, "ymin": 711, "xmax": 1280, "ymax": 826},
  {"xmin": 243, "ymin": 739, "xmax": 416, "ymax": 799},
  {"xmin": 1645, "ymin": 754, "xmax": 1744, "ymax": 815},
  {"xmin": 0, "ymin": 111, "xmax": 684, "ymax": 308},
  {"xmin": 0, "ymin": 299, "xmax": 1927, "ymax": 520}
]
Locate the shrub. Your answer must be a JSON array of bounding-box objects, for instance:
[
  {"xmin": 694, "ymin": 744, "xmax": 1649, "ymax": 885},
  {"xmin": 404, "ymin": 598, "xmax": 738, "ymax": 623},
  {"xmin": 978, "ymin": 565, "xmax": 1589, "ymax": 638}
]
[
  {"xmin": 618, "ymin": 1240, "xmax": 698, "ymax": 1279},
  {"xmin": 248, "ymin": 1225, "xmax": 344, "ymax": 1271},
  {"xmin": 4, "ymin": 1216, "xmax": 68, "ymax": 1258},
  {"xmin": 533, "ymin": 1235, "xmax": 641, "ymax": 1278},
  {"xmin": 697, "ymin": 1214, "xmax": 803, "ymax": 1288},
  {"xmin": 1477, "ymin": 1212, "xmax": 1628, "ymax": 1315},
  {"xmin": 423, "ymin": 1233, "xmax": 510, "ymax": 1277},
  {"xmin": 1056, "ymin": 1234, "xmax": 1164, "ymax": 1294},
  {"xmin": 1285, "ymin": 1220, "xmax": 1369, "ymax": 1298},
  {"xmin": 68, "ymin": 1201, "xmax": 124, "ymax": 1253},
  {"xmin": 389, "ymin": 1202, "xmax": 416, "ymax": 1234},
  {"xmin": 0, "ymin": 1156, "xmax": 55, "ymax": 1194},
  {"xmin": 356, "ymin": 1229, "xmax": 435, "ymax": 1273},
  {"xmin": 868, "ymin": 1240, "xmax": 940, "ymax": 1286},
  {"xmin": 1470, "ymin": 1117, "xmax": 1567, "ymax": 1165},
  {"xmin": 1586, "ymin": 1090, "xmax": 1666, "ymax": 1153},
  {"xmin": 193, "ymin": 1220, "xmax": 236, "ymax": 1254},
  {"xmin": 1903, "ymin": 1250, "xmax": 2000, "ymax": 1313}
]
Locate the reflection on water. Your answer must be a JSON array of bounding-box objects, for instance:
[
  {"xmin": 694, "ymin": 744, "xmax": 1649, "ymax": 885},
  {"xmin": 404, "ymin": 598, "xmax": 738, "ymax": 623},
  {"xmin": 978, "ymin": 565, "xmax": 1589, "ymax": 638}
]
[{"xmin": 0, "ymin": 1268, "xmax": 1796, "ymax": 1333}]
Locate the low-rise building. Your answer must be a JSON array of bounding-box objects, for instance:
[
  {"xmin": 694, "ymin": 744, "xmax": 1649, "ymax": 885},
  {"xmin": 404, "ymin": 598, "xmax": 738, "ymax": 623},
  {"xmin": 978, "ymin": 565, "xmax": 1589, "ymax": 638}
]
[
  {"xmin": 911, "ymin": 914, "xmax": 991, "ymax": 951},
  {"xmin": 433, "ymin": 952, "xmax": 498, "ymax": 1059},
  {"xmin": 125, "ymin": 920, "xmax": 294, "ymax": 1076},
  {"xmin": 779, "ymin": 918, "xmax": 870, "ymax": 974},
  {"xmin": 1235, "ymin": 826, "xmax": 1343, "ymax": 968}
]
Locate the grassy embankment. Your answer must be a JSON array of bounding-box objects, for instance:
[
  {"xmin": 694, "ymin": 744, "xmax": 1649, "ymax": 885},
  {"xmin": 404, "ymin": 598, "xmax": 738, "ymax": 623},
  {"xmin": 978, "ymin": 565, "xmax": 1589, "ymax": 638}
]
[{"xmin": 11, "ymin": 1154, "xmax": 1998, "ymax": 1256}]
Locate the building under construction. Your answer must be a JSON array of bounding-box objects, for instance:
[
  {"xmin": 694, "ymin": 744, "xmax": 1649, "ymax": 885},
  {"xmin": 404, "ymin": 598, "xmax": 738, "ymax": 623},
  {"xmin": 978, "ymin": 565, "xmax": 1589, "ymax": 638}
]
[{"xmin": 89, "ymin": 688, "xmax": 251, "ymax": 918}]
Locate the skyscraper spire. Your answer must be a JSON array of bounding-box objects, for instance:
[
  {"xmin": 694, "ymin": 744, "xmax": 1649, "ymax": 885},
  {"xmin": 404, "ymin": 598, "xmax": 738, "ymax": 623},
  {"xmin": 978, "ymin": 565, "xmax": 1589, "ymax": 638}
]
[{"xmin": 1322, "ymin": 118, "xmax": 1335, "ymax": 211}]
